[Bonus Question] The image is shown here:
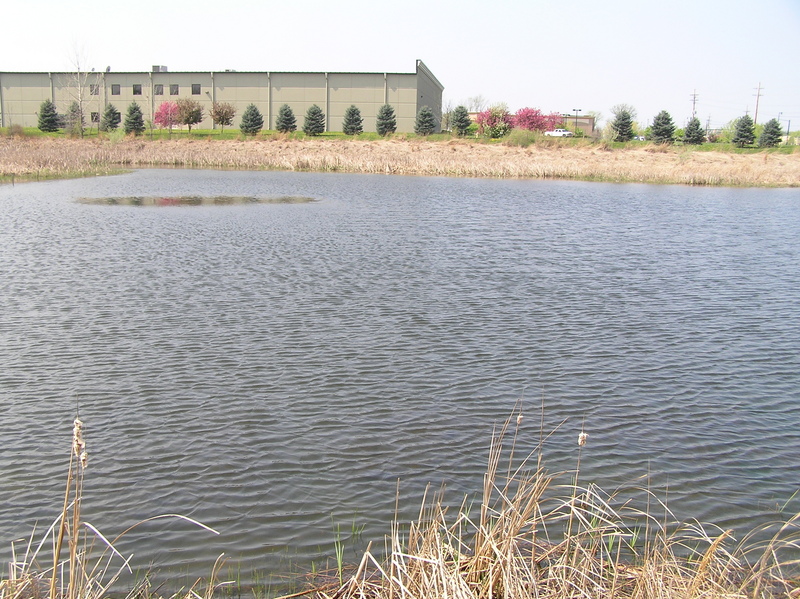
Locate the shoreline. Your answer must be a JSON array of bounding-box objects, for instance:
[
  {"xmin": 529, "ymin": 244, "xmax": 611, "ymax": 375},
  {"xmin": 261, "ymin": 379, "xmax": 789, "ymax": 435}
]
[{"xmin": 1, "ymin": 136, "xmax": 799, "ymax": 187}]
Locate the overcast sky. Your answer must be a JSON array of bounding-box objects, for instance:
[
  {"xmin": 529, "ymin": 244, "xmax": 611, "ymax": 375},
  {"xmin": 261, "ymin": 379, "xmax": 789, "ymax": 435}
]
[{"xmin": 4, "ymin": 0, "xmax": 799, "ymax": 130}]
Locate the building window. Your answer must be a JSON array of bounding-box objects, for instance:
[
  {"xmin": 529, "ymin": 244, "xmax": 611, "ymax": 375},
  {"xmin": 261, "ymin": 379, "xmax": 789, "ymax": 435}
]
[
  {"xmin": 133, "ymin": 84, "xmax": 142, "ymax": 95},
  {"xmin": 111, "ymin": 84, "xmax": 120, "ymax": 95},
  {"xmin": 192, "ymin": 84, "xmax": 201, "ymax": 95},
  {"xmin": 170, "ymin": 84, "xmax": 179, "ymax": 95},
  {"xmin": 154, "ymin": 84, "xmax": 164, "ymax": 95},
  {"xmin": 89, "ymin": 84, "xmax": 99, "ymax": 96},
  {"xmin": 91, "ymin": 112, "xmax": 99, "ymax": 123}
]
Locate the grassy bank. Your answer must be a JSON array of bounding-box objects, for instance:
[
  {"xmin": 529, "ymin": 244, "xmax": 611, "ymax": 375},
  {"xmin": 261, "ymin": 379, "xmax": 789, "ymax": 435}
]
[
  {"xmin": 3, "ymin": 413, "xmax": 799, "ymax": 599},
  {"xmin": 1, "ymin": 135, "xmax": 799, "ymax": 187}
]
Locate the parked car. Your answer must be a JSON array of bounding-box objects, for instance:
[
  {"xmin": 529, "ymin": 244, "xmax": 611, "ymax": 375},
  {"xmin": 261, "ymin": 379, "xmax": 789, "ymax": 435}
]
[{"xmin": 544, "ymin": 129, "xmax": 574, "ymax": 137}]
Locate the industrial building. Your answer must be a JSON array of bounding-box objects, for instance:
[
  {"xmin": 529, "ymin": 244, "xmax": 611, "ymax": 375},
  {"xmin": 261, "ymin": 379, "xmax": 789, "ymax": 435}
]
[{"xmin": 0, "ymin": 60, "xmax": 443, "ymax": 133}]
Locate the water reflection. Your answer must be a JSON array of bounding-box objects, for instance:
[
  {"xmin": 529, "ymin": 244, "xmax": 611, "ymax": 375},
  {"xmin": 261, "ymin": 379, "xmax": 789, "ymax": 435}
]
[{"xmin": 77, "ymin": 195, "xmax": 316, "ymax": 206}]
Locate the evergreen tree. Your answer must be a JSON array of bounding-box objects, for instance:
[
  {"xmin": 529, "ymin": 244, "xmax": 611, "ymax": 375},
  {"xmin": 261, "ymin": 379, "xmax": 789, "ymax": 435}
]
[
  {"xmin": 65, "ymin": 101, "xmax": 85, "ymax": 137},
  {"xmin": 683, "ymin": 117, "xmax": 705, "ymax": 145},
  {"xmin": 176, "ymin": 98, "xmax": 204, "ymax": 133},
  {"xmin": 611, "ymin": 110, "xmax": 634, "ymax": 142},
  {"xmin": 37, "ymin": 99, "xmax": 60, "ymax": 132},
  {"xmin": 123, "ymin": 102, "xmax": 146, "ymax": 135},
  {"xmin": 275, "ymin": 104, "xmax": 296, "ymax": 133},
  {"xmin": 240, "ymin": 104, "xmax": 264, "ymax": 135},
  {"xmin": 99, "ymin": 104, "xmax": 121, "ymax": 132},
  {"xmin": 758, "ymin": 118, "xmax": 783, "ymax": 148},
  {"xmin": 414, "ymin": 105, "xmax": 436, "ymax": 136},
  {"xmin": 732, "ymin": 115, "xmax": 755, "ymax": 147},
  {"xmin": 376, "ymin": 104, "xmax": 396, "ymax": 136},
  {"xmin": 303, "ymin": 104, "xmax": 325, "ymax": 136},
  {"xmin": 342, "ymin": 105, "xmax": 363, "ymax": 135},
  {"xmin": 650, "ymin": 110, "xmax": 675, "ymax": 144},
  {"xmin": 450, "ymin": 105, "xmax": 472, "ymax": 136}
]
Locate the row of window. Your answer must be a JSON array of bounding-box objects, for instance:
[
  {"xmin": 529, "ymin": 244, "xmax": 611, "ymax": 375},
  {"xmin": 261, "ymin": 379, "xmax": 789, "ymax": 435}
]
[{"xmin": 89, "ymin": 83, "xmax": 202, "ymax": 96}]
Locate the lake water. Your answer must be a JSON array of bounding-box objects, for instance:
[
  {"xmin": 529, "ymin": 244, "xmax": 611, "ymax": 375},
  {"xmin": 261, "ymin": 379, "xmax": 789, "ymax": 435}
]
[{"xmin": 1, "ymin": 169, "xmax": 799, "ymax": 588}]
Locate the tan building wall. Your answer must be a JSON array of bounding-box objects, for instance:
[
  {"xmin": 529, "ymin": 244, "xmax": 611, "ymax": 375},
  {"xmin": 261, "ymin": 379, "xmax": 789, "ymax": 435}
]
[{"xmin": 0, "ymin": 61, "xmax": 443, "ymax": 133}]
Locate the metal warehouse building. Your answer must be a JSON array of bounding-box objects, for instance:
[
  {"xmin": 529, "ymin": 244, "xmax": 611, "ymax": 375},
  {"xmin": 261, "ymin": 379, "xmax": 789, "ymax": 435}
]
[{"xmin": 0, "ymin": 60, "xmax": 443, "ymax": 133}]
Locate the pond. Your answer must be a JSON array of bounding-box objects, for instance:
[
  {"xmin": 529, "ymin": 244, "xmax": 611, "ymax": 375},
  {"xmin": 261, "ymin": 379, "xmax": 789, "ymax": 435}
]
[{"xmin": 1, "ymin": 169, "xmax": 799, "ymax": 588}]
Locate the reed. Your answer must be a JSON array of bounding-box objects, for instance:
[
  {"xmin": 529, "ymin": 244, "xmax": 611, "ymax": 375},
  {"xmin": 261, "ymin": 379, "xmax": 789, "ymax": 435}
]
[
  {"xmin": 0, "ymin": 416, "xmax": 226, "ymax": 599},
  {"xmin": 1, "ymin": 137, "xmax": 799, "ymax": 187},
  {"xmin": 303, "ymin": 410, "xmax": 800, "ymax": 599}
]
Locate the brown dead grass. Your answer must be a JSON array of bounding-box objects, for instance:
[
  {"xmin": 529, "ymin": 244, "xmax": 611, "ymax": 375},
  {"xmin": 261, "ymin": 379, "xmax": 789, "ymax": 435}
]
[{"xmin": 1, "ymin": 137, "xmax": 799, "ymax": 187}]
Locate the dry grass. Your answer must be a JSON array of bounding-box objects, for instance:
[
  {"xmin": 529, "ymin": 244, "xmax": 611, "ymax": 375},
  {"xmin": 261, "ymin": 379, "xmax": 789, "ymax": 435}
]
[
  {"xmin": 1, "ymin": 137, "xmax": 799, "ymax": 187},
  {"xmin": 301, "ymin": 410, "xmax": 800, "ymax": 599},
  {"xmin": 3, "ymin": 412, "xmax": 800, "ymax": 599}
]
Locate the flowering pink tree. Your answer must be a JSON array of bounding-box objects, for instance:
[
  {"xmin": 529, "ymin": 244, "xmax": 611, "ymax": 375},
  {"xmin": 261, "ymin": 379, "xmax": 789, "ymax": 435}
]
[
  {"xmin": 513, "ymin": 108, "xmax": 564, "ymax": 132},
  {"xmin": 475, "ymin": 105, "xmax": 513, "ymax": 138},
  {"xmin": 154, "ymin": 101, "xmax": 179, "ymax": 134}
]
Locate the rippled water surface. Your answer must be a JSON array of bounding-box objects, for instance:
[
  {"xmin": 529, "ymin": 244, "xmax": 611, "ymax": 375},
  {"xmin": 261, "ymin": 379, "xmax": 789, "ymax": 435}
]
[{"xmin": 1, "ymin": 169, "xmax": 799, "ymax": 585}]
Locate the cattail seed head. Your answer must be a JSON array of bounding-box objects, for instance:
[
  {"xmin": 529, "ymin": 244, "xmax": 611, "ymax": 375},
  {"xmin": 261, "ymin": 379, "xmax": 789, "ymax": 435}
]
[
  {"xmin": 73, "ymin": 418, "xmax": 87, "ymax": 468},
  {"xmin": 578, "ymin": 431, "xmax": 589, "ymax": 447}
]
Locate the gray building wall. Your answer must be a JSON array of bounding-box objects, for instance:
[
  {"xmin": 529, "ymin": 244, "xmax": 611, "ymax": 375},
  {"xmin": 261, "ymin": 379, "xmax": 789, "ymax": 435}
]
[{"xmin": 0, "ymin": 61, "xmax": 443, "ymax": 133}]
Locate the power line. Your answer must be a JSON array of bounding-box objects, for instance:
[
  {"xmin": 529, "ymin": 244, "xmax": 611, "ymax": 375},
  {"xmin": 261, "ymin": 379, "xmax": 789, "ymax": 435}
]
[
  {"xmin": 690, "ymin": 90, "xmax": 699, "ymax": 119},
  {"xmin": 753, "ymin": 82, "xmax": 763, "ymax": 124}
]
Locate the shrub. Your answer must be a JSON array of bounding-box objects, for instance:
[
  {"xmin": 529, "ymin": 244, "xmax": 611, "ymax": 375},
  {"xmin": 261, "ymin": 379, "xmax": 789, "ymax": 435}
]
[
  {"xmin": 240, "ymin": 104, "xmax": 264, "ymax": 135},
  {"xmin": 476, "ymin": 105, "xmax": 512, "ymax": 138},
  {"xmin": 513, "ymin": 107, "xmax": 562, "ymax": 132},
  {"xmin": 65, "ymin": 101, "xmax": 85, "ymax": 137}
]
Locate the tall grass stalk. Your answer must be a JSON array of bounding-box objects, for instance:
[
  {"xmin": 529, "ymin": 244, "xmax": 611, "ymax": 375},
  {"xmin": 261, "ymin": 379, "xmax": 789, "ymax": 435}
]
[
  {"xmin": 2, "ymin": 417, "xmax": 224, "ymax": 599},
  {"xmin": 316, "ymin": 412, "xmax": 800, "ymax": 599}
]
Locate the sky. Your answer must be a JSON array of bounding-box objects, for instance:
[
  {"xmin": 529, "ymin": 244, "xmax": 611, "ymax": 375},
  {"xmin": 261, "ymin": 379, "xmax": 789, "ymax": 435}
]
[{"xmin": 3, "ymin": 0, "xmax": 799, "ymax": 130}]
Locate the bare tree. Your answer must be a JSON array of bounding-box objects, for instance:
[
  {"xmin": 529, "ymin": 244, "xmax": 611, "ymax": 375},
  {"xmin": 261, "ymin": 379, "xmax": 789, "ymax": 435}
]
[{"xmin": 466, "ymin": 95, "xmax": 487, "ymax": 112}]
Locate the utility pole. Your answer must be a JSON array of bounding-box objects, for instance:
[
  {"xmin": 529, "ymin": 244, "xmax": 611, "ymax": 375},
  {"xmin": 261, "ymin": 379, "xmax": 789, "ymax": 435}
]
[
  {"xmin": 690, "ymin": 90, "xmax": 699, "ymax": 119},
  {"xmin": 753, "ymin": 82, "xmax": 763, "ymax": 125}
]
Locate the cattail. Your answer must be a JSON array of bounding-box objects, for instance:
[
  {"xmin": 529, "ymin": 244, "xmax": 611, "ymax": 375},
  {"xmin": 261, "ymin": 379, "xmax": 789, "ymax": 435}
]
[
  {"xmin": 72, "ymin": 418, "xmax": 87, "ymax": 469},
  {"xmin": 516, "ymin": 414, "xmax": 523, "ymax": 426},
  {"xmin": 578, "ymin": 431, "xmax": 588, "ymax": 447}
]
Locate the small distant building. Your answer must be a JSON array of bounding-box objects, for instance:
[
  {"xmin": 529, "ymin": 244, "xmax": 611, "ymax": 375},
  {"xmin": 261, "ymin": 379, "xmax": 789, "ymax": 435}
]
[
  {"xmin": 0, "ymin": 60, "xmax": 444, "ymax": 133},
  {"xmin": 561, "ymin": 114, "xmax": 596, "ymax": 136}
]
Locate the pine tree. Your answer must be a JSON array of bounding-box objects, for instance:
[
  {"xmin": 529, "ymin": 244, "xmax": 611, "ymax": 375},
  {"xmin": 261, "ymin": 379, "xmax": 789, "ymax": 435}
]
[
  {"xmin": 758, "ymin": 118, "xmax": 783, "ymax": 148},
  {"xmin": 65, "ymin": 101, "xmax": 85, "ymax": 137},
  {"xmin": 275, "ymin": 104, "xmax": 297, "ymax": 133},
  {"xmin": 99, "ymin": 104, "xmax": 121, "ymax": 132},
  {"xmin": 376, "ymin": 104, "xmax": 396, "ymax": 136},
  {"xmin": 123, "ymin": 102, "xmax": 145, "ymax": 135},
  {"xmin": 611, "ymin": 110, "xmax": 634, "ymax": 142},
  {"xmin": 342, "ymin": 105, "xmax": 363, "ymax": 135},
  {"xmin": 240, "ymin": 104, "xmax": 264, "ymax": 135},
  {"xmin": 450, "ymin": 105, "xmax": 472, "ymax": 136},
  {"xmin": 683, "ymin": 117, "xmax": 705, "ymax": 145},
  {"xmin": 303, "ymin": 104, "xmax": 325, "ymax": 136},
  {"xmin": 37, "ymin": 99, "xmax": 60, "ymax": 132},
  {"xmin": 414, "ymin": 106, "xmax": 436, "ymax": 136},
  {"xmin": 650, "ymin": 110, "xmax": 675, "ymax": 144},
  {"xmin": 732, "ymin": 115, "xmax": 755, "ymax": 147}
]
